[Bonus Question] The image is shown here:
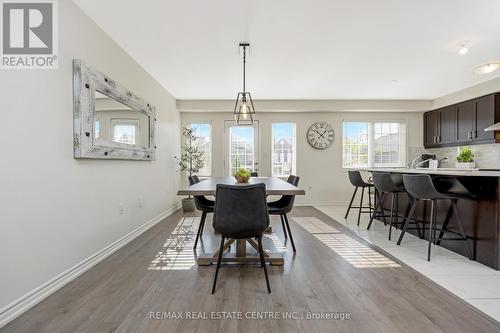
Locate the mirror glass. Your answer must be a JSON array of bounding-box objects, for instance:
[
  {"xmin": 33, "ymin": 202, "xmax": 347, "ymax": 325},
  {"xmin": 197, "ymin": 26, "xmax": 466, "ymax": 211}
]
[{"xmin": 94, "ymin": 91, "xmax": 150, "ymax": 147}]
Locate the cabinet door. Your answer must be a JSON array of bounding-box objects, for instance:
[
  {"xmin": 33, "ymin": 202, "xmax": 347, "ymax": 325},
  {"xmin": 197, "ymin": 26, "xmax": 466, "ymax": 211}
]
[
  {"xmin": 424, "ymin": 110, "xmax": 439, "ymax": 147},
  {"xmin": 456, "ymin": 100, "xmax": 474, "ymax": 143},
  {"xmin": 474, "ymin": 94, "xmax": 495, "ymax": 142},
  {"xmin": 438, "ymin": 105, "xmax": 456, "ymax": 144}
]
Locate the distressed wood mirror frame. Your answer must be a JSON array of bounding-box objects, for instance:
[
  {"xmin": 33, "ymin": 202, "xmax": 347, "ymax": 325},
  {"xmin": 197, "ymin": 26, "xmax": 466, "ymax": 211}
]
[{"xmin": 73, "ymin": 59, "xmax": 156, "ymax": 160}]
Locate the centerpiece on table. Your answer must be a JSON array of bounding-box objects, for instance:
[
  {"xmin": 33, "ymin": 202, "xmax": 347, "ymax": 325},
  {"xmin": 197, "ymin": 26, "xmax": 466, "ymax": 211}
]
[
  {"xmin": 234, "ymin": 168, "xmax": 251, "ymax": 183},
  {"xmin": 175, "ymin": 126, "xmax": 206, "ymax": 212},
  {"xmin": 456, "ymin": 146, "xmax": 475, "ymax": 169}
]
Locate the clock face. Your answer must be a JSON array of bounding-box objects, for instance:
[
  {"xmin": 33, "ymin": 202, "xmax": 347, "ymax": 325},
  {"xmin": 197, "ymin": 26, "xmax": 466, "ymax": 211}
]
[{"xmin": 307, "ymin": 122, "xmax": 334, "ymax": 149}]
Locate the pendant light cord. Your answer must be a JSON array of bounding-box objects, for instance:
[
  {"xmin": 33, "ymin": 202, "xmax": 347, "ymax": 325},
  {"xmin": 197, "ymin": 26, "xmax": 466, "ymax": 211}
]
[{"xmin": 242, "ymin": 45, "xmax": 246, "ymax": 94}]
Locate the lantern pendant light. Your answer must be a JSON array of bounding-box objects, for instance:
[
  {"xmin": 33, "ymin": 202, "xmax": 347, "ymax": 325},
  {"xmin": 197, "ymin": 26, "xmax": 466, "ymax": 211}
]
[{"xmin": 233, "ymin": 43, "xmax": 255, "ymax": 125}]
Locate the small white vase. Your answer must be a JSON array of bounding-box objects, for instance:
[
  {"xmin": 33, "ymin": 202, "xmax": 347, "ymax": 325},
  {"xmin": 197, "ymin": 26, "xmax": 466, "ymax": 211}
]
[{"xmin": 455, "ymin": 161, "xmax": 475, "ymax": 169}]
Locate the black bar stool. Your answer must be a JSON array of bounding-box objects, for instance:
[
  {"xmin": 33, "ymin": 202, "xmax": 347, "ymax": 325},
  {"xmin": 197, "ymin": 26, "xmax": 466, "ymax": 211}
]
[
  {"xmin": 367, "ymin": 172, "xmax": 414, "ymax": 240},
  {"xmin": 401, "ymin": 174, "xmax": 473, "ymax": 261},
  {"xmin": 345, "ymin": 171, "xmax": 374, "ymax": 226}
]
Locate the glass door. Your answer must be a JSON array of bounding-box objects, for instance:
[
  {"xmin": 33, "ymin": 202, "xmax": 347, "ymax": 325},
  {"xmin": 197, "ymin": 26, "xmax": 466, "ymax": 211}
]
[{"xmin": 224, "ymin": 121, "xmax": 259, "ymax": 176}]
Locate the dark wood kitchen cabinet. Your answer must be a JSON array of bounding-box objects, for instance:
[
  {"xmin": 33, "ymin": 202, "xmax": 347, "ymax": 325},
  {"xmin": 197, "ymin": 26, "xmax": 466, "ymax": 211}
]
[{"xmin": 423, "ymin": 93, "xmax": 500, "ymax": 148}]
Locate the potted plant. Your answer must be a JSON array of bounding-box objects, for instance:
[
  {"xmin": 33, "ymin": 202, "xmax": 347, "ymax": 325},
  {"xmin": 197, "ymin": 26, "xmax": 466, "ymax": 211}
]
[
  {"xmin": 175, "ymin": 127, "xmax": 206, "ymax": 212},
  {"xmin": 456, "ymin": 147, "xmax": 475, "ymax": 169},
  {"xmin": 234, "ymin": 167, "xmax": 251, "ymax": 183}
]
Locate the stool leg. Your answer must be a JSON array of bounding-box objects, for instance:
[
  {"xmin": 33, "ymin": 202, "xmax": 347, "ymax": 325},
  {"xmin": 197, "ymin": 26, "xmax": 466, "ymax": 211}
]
[
  {"xmin": 397, "ymin": 198, "xmax": 417, "ymax": 245},
  {"xmin": 428, "ymin": 200, "xmax": 436, "ymax": 261},
  {"xmin": 436, "ymin": 203, "xmax": 453, "ymax": 246},
  {"xmin": 452, "ymin": 200, "xmax": 473, "ymax": 260},
  {"xmin": 357, "ymin": 187, "xmax": 365, "ymax": 226},
  {"xmin": 388, "ymin": 193, "xmax": 396, "ymax": 240},
  {"xmin": 375, "ymin": 190, "xmax": 388, "ymax": 225},
  {"xmin": 345, "ymin": 187, "xmax": 358, "ymax": 219},
  {"xmin": 368, "ymin": 192, "xmax": 385, "ymax": 230}
]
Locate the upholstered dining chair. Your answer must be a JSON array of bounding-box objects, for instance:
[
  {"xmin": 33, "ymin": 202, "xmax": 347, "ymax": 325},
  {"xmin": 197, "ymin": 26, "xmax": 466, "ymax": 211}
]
[
  {"xmin": 188, "ymin": 176, "xmax": 214, "ymax": 250},
  {"xmin": 211, "ymin": 183, "xmax": 271, "ymax": 294},
  {"xmin": 267, "ymin": 175, "xmax": 300, "ymax": 252}
]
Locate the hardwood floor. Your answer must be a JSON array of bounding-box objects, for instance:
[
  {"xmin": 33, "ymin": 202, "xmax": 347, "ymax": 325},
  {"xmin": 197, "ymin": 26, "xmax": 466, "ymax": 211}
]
[{"xmin": 3, "ymin": 206, "xmax": 500, "ymax": 333}]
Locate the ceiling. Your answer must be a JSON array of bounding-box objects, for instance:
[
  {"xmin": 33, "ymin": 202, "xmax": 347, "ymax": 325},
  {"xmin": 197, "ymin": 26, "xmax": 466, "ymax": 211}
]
[{"xmin": 73, "ymin": 0, "xmax": 500, "ymax": 100}]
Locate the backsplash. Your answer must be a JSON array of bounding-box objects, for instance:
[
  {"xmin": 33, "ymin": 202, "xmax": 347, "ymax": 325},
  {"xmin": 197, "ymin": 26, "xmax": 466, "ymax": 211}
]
[{"xmin": 409, "ymin": 144, "xmax": 500, "ymax": 169}]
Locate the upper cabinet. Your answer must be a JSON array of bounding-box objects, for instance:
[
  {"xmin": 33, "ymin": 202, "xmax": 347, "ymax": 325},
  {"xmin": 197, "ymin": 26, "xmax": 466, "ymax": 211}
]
[{"xmin": 423, "ymin": 93, "xmax": 500, "ymax": 148}]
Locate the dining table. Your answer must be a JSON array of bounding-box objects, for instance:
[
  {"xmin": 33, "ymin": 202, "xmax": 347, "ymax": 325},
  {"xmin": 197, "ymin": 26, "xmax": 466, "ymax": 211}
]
[{"xmin": 177, "ymin": 177, "xmax": 305, "ymax": 266}]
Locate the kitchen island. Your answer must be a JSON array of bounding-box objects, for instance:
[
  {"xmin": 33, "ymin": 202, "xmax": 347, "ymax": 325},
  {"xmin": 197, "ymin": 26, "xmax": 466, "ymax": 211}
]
[{"xmin": 356, "ymin": 168, "xmax": 500, "ymax": 270}]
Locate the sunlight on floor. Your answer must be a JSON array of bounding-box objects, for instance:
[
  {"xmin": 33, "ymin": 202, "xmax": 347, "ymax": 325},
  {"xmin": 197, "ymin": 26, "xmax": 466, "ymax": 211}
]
[
  {"xmin": 148, "ymin": 217, "xmax": 199, "ymax": 271},
  {"xmin": 293, "ymin": 217, "xmax": 401, "ymax": 268},
  {"xmin": 264, "ymin": 232, "xmax": 288, "ymax": 253}
]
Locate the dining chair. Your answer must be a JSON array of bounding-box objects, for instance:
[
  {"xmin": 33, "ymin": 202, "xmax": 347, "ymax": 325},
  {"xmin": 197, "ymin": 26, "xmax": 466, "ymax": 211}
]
[
  {"xmin": 251, "ymin": 172, "xmax": 258, "ymax": 177},
  {"xmin": 267, "ymin": 175, "xmax": 299, "ymax": 252},
  {"xmin": 188, "ymin": 176, "xmax": 214, "ymax": 250},
  {"xmin": 211, "ymin": 183, "xmax": 271, "ymax": 294}
]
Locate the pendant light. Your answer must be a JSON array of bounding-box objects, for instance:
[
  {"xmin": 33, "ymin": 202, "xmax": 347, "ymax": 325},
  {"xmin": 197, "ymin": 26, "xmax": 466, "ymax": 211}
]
[{"xmin": 233, "ymin": 43, "xmax": 255, "ymax": 125}]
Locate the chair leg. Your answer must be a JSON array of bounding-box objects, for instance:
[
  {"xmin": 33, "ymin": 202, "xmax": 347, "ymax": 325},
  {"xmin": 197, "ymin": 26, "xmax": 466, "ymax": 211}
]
[
  {"xmin": 211, "ymin": 236, "xmax": 225, "ymax": 294},
  {"xmin": 375, "ymin": 190, "xmax": 388, "ymax": 225},
  {"xmin": 280, "ymin": 214, "xmax": 287, "ymax": 239},
  {"xmin": 388, "ymin": 193, "xmax": 396, "ymax": 240},
  {"xmin": 428, "ymin": 200, "xmax": 435, "ymax": 261},
  {"xmin": 368, "ymin": 187, "xmax": 373, "ymax": 217},
  {"xmin": 357, "ymin": 187, "xmax": 365, "ymax": 226},
  {"xmin": 258, "ymin": 236, "xmax": 271, "ymax": 293},
  {"xmin": 194, "ymin": 211, "xmax": 207, "ymax": 250},
  {"xmin": 345, "ymin": 187, "xmax": 358, "ymax": 219},
  {"xmin": 283, "ymin": 214, "xmax": 296, "ymax": 252},
  {"xmin": 367, "ymin": 192, "xmax": 385, "ymax": 230},
  {"xmin": 452, "ymin": 200, "xmax": 473, "ymax": 260},
  {"xmin": 397, "ymin": 198, "xmax": 417, "ymax": 245}
]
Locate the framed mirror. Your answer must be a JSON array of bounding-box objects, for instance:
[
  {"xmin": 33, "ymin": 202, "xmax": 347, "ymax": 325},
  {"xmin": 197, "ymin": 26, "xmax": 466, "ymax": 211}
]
[{"xmin": 73, "ymin": 59, "xmax": 156, "ymax": 160}]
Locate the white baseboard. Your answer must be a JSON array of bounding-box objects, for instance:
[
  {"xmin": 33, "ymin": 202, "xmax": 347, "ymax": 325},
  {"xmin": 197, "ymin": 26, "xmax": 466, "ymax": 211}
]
[
  {"xmin": 0, "ymin": 203, "xmax": 181, "ymax": 329},
  {"xmin": 295, "ymin": 200, "xmax": 348, "ymax": 207}
]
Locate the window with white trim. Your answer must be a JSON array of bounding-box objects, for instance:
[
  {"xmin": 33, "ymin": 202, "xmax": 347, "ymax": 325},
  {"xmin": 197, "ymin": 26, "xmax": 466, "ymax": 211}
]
[
  {"xmin": 271, "ymin": 123, "xmax": 296, "ymax": 176},
  {"xmin": 342, "ymin": 121, "xmax": 406, "ymax": 168},
  {"xmin": 190, "ymin": 123, "xmax": 212, "ymax": 176}
]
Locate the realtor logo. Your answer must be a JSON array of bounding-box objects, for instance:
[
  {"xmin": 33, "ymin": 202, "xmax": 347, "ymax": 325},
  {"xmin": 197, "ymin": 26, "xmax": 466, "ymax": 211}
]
[{"xmin": 1, "ymin": 0, "xmax": 58, "ymax": 69}]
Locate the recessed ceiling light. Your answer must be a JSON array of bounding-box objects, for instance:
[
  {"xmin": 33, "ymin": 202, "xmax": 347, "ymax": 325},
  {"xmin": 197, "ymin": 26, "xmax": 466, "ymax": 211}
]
[
  {"xmin": 457, "ymin": 41, "xmax": 469, "ymax": 55},
  {"xmin": 473, "ymin": 62, "xmax": 500, "ymax": 75}
]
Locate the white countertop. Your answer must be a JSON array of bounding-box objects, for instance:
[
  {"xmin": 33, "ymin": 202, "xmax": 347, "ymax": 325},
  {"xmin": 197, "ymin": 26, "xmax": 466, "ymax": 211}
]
[{"xmin": 354, "ymin": 167, "xmax": 500, "ymax": 177}]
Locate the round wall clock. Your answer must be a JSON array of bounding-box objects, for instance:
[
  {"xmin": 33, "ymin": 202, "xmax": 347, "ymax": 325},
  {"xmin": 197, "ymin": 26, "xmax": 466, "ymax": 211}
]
[{"xmin": 307, "ymin": 121, "xmax": 335, "ymax": 149}]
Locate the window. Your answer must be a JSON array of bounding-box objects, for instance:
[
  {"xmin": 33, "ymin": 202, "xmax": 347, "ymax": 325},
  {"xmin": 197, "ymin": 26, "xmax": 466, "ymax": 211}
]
[
  {"xmin": 342, "ymin": 121, "xmax": 406, "ymax": 168},
  {"xmin": 272, "ymin": 123, "xmax": 296, "ymax": 176},
  {"xmin": 190, "ymin": 123, "xmax": 212, "ymax": 176},
  {"xmin": 112, "ymin": 119, "xmax": 140, "ymax": 145}
]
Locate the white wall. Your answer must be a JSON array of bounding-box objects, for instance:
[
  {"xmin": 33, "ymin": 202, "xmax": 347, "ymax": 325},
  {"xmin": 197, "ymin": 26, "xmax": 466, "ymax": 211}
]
[
  {"xmin": 432, "ymin": 76, "xmax": 500, "ymax": 108},
  {"xmin": 181, "ymin": 111, "xmax": 423, "ymax": 205},
  {"xmin": 0, "ymin": 0, "xmax": 180, "ymax": 315}
]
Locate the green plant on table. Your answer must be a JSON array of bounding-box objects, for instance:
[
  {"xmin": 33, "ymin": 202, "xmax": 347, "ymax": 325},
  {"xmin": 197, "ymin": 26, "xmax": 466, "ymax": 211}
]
[{"xmin": 456, "ymin": 147, "xmax": 474, "ymax": 163}]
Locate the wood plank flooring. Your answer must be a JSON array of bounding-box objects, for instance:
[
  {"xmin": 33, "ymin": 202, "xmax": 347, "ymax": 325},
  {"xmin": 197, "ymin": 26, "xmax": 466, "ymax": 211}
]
[{"xmin": 2, "ymin": 206, "xmax": 500, "ymax": 333}]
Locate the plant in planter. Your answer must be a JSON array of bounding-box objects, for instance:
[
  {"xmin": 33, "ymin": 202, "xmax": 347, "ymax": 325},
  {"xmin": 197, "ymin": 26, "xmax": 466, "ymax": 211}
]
[
  {"xmin": 234, "ymin": 167, "xmax": 251, "ymax": 183},
  {"xmin": 175, "ymin": 127, "xmax": 206, "ymax": 212},
  {"xmin": 456, "ymin": 146, "xmax": 475, "ymax": 169}
]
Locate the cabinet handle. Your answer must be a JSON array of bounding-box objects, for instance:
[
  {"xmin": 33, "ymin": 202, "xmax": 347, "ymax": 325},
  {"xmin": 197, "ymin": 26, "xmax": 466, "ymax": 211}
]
[{"xmin": 474, "ymin": 130, "xmax": 477, "ymax": 139}]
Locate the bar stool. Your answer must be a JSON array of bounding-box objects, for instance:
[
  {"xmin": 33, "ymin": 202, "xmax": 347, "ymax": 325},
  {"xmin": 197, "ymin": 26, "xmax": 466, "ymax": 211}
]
[
  {"xmin": 367, "ymin": 172, "xmax": 413, "ymax": 240},
  {"xmin": 401, "ymin": 174, "xmax": 473, "ymax": 261},
  {"xmin": 345, "ymin": 171, "xmax": 374, "ymax": 226}
]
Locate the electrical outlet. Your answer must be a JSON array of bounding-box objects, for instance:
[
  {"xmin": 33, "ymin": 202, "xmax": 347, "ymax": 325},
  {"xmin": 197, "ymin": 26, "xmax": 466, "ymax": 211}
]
[
  {"xmin": 119, "ymin": 203, "xmax": 124, "ymax": 214},
  {"xmin": 138, "ymin": 197, "xmax": 144, "ymax": 208}
]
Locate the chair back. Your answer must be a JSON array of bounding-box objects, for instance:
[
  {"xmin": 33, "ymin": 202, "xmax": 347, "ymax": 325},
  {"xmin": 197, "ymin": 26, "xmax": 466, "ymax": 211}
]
[
  {"xmin": 347, "ymin": 170, "xmax": 367, "ymax": 187},
  {"xmin": 213, "ymin": 184, "xmax": 270, "ymax": 238},
  {"xmin": 271, "ymin": 175, "xmax": 300, "ymax": 213},
  {"xmin": 188, "ymin": 175, "xmax": 200, "ymax": 186},
  {"xmin": 372, "ymin": 172, "xmax": 403, "ymax": 193},
  {"xmin": 250, "ymin": 172, "xmax": 258, "ymax": 177},
  {"xmin": 402, "ymin": 174, "xmax": 441, "ymax": 200}
]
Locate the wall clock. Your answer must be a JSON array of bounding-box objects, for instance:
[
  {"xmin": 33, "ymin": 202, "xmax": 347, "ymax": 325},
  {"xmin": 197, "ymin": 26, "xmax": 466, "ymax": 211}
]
[{"xmin": 307, "ymin": 121, "xmax": 335, "ymax": 149}]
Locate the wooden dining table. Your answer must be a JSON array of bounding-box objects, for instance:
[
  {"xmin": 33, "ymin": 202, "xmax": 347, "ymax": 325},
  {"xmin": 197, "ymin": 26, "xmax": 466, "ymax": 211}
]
[{"xmin": 177, "ymin": 177, "xmax": 305, "ymax": 266}]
